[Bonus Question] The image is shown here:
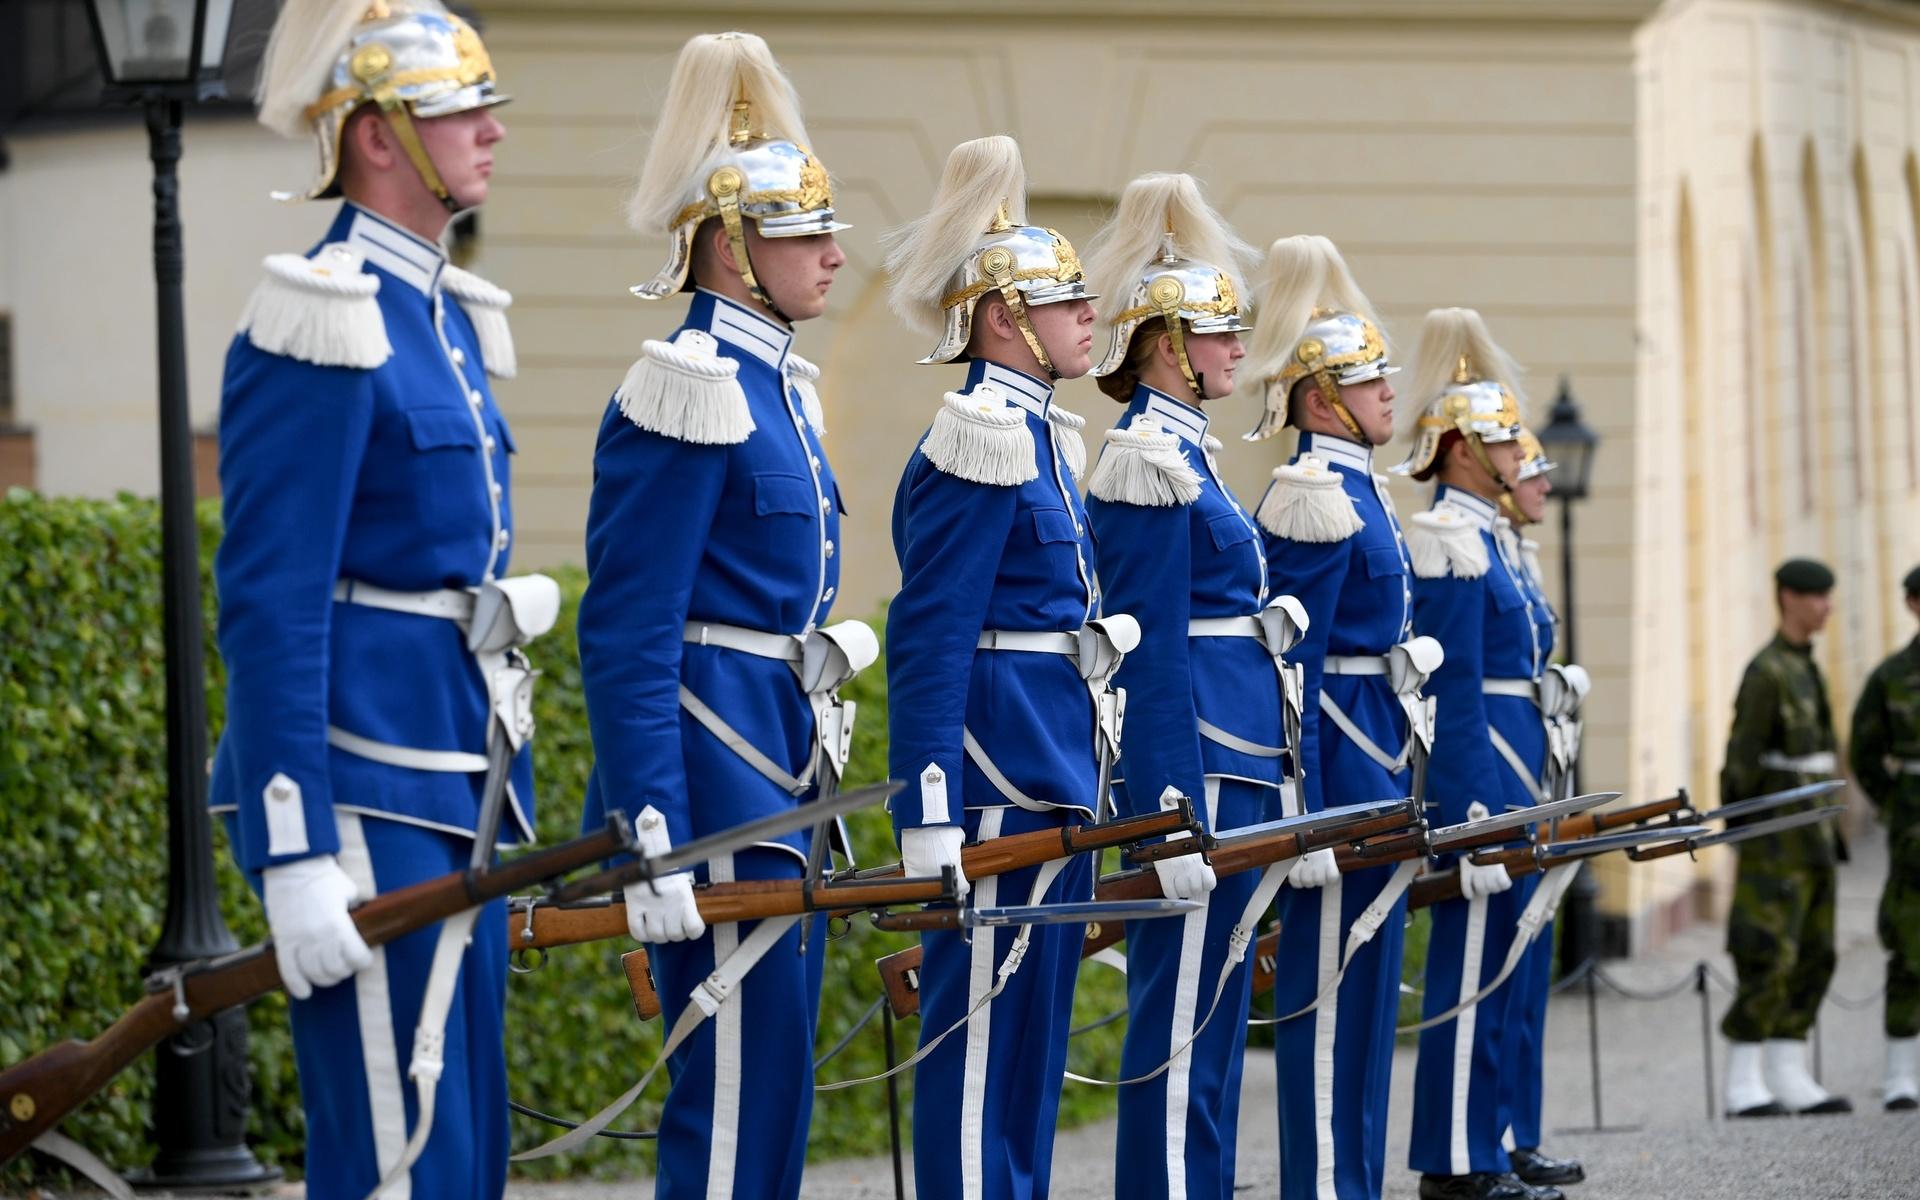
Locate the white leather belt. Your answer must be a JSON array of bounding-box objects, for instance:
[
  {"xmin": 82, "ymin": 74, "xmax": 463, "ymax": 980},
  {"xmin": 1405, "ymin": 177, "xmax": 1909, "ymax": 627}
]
[
  {"xmin": 684, "ymin": 621, "xmax": 804, "ymax": 662},
  {"xmin": 1759, "ymin": 750, "xmax": 1838, "ymax": 774},
  {"xmin": 1188, "ymin": 616, "xmax": 1262, "ymax": 638},
  {"xmin": 977, "ymin": 629, "xmax": 1080, "ymax": 655},
  {"xmin": 333, "ymin": 579, "xmax": 475, "ymax": 624},
  {"xmin": 1899, "ymin": 759, "xmax": 1920, "ymax": 776},
  {"xmin": 1483, "ymin": 677, "xmax": 1541, "ymax": 702},
  {"xmin": 1324, "ymin": 655, "xmax": 1390, "ymax": 676}
]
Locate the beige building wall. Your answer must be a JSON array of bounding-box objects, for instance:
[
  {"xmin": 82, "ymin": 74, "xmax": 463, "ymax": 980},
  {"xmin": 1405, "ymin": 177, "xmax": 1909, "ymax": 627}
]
[{"xmin": 1630, "ymin": 0, "xmax": 1920, "ymax": 943}]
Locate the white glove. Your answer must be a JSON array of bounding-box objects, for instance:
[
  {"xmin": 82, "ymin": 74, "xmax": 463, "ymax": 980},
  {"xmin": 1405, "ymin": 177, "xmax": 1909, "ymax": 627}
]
[
  {"xmin": 1151, "ymin": 831, "xmax": 1217, "ymax": 901},
  {"xmin": 263, "ymin": 855, "xmax": 373, "ymax": 1001},
  {"xmin": 902, "ymin": 825, "xmax": 970, "ymax": 902},
  {"xmin": 624, "ymin": 806, "xmax": 706, "ymax": 944},
  {"xmin": 1286, "ymin": 846, "xmax": 1340, "ymax": 889},
  {"xmin": 1457, "ymin": 857, "xmax": 1515, "ymax": 901}
]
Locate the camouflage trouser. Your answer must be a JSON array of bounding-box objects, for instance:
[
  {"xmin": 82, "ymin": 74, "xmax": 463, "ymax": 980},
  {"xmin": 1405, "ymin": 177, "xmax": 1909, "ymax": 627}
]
[
  {"xmin": 1883, "ymin": 831, "xmax": 1920, "ymax": 1038},
  {"xmin": 1722, "ymin": 852, "xmax": 1836, "ymax": 1041}
]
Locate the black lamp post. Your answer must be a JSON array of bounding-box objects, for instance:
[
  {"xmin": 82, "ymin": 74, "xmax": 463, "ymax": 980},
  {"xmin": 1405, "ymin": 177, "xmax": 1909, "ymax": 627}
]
[
  {"xmin": 81, "ymin": 0, "xmax": 277, "ymax": 1188},
  {"xmin": 1536, "ymin": 377, "xmax": 1602, "ymax": 971}
]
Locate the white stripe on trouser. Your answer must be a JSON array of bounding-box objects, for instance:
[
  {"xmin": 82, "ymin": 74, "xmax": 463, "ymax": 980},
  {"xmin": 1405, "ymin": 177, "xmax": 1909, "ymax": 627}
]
[
  {"xmin": 960, "ymin": 807, "xmax": 1005, "ymax": 1200},
  {"xmin": 1312, "ymin": 876, "xmax": 1343, "ymax": 1200},
  {"xmin": 1161, "ymin": 778, "xmax": 1220, "ymax": 1200},
  {"xmin": 336, "ymin": 813, "xmax": 410, "ymax": 1200},
  {"xmin": 708, "ymin": 855, "xmax": 742, "ymax": 1200},
  {"xmin": 1449, "ymin": 897, "xmax": 1489, "ymax": 1176}
]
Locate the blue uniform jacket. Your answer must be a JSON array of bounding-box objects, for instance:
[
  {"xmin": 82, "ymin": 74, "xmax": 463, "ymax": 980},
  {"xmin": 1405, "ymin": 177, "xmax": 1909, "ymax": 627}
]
[
  {"xmin": 1085, "ymin": 386, "xmax": 1283, "ymax": 826},
  {"xmin": 1259, "ymin": 433, "xmax": 1415, "ymax": 814},
  {"xmin": 887, "ymin": 360, "xmax": 1101, "ymax": 830},
  {"xmin": 1410, "ymin": 486, "xmax": 1547, "ymax": 824},
  {"xmin": 210, "ymin": 203, "xmax": 529, "ymax": 874},
  {"xmin": 577, "ymin": 290, "xmax": 841, "ymax": 859}
]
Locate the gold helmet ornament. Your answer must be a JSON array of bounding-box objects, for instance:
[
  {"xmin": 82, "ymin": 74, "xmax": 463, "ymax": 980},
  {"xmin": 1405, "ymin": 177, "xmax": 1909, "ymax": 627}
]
[
  {"xmin": 1241, "ymin": 235, "xmax": 1396, "ymax": 442},
  {"xmin": 1084, "ymin": 173, "xmax": 1254, "ymax": 401},
  {"xmin": 1396, "ymin": 307, "xmax": 1528, "ymax": 516},
  {"xmin": 256, "ymin": 0, "xmax": 509, "ymax": 209},
  {"xmin": 883, "ymin": 136, "xmax": 1094, "ymax": 380},
  {"xmin": 626, "ymin": 32, "xmax": 849, "ymax": 319},
  {"xmin": 1514, "ymin": 427, "xmax": 1556, "ymax": 483}
]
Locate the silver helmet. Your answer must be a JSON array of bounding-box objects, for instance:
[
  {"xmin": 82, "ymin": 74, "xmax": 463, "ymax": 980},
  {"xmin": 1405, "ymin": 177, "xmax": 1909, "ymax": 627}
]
[
  {"xmin": 1514, "ymin": 427, "xmax": 1556, "ymax": 482},
  {"xmin": 1091, "ymin": 249, "xmax": 1250, "ymax": 396},
  {"xmin": 1396, "ymin": 362, "xmax": 1524, "ymax": 481},
  {"xmin": 921, "ymin": 212, "xmax": 1094, "ymax": 376},
  {"xmin": 1251, "ymin": 309, "xmax": 1397, "ymax": 440},
  {"xmin": 631, "ymin": 129, "xmax": 849, "ymax": 304},
  {"xmin": 263, "ymin": 0, "xmax": 509, "ymax": 208}
]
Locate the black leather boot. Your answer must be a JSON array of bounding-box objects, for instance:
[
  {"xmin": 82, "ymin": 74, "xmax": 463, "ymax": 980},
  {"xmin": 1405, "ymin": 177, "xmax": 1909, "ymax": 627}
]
[
  {"xmin": 1510, "ymin": 1146, "xmax": 1585, "ymax": 1186},
  {"xmin": 1418, "ymin": 1173, "xmax": 1534, "ymax": 1200}
]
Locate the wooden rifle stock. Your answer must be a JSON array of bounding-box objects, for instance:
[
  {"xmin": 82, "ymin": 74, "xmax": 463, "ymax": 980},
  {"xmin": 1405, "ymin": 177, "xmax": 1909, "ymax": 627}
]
[
  {"xmin": 1551, "ymin": 789, "xmax": 1689, "ymax": 841},
  {"xmin": 0, "ymin": 816, "xmax": 634, "ymax": 1169},
  {"xmin": 510, "ymin": 805, "xmax": 1195, "ymax": 952}
]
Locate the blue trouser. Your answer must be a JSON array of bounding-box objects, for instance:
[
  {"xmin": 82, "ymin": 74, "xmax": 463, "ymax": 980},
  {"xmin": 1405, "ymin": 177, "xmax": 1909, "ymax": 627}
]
[
  {"xmin": 646, "ymin": 847, "xmax": 825, "ymax": 1200},
  {"xmin": 1499, "ymin": 915, "xmax": 1554, "ymax": 1150},
  {"xmin": 250, "ymin": 811, "xmax": 508, "ymax": 1200},
  {"xmin": 1272, "ymin": 859, "xmax": 1411, "ymax": 1200},
  {"xmin": 1114, "ymin": 777, "xmax": 1268, "ymax": 1200},
  {"xmin": 1408, "ymin": 871, "xmax": 1535, "ymax": 1177},
  {"xmin": 913, "ymin": 805, "xmax": 1095, "ymax": 1200}
]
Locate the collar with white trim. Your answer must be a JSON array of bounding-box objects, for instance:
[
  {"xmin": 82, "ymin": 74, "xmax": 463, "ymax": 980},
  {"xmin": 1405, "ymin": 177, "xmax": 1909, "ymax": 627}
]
[
  {"xmin": 1132, "ymin": 385, "xmax": 1208, "ymax": 446},
  {"xmin": 967, "ymin": 359, "xmax": 1054, "ymax": 418},
  {"xmin": 1301, "ymin": 431, "xmax": 1374, "ymax": 474},
  {"xmin": 335, "ymin": 203, "xmax": 446, "ymax": 297},
  {"xmin": 691, "ymin": 288, "xmax": 793, "ymax": 370},
  {"xmin": 1436, "ymin": 484, "xmax": 1498, "ymax": 532}
]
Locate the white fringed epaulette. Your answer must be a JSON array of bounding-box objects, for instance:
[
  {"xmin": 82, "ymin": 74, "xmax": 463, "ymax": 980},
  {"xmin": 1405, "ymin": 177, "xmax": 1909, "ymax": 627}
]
[
  {"xmin": 238, "ymin": 244, "xmax": 391, "ymax": 369},
  {"xmin": 1406, "ymin": 503, "xmax": 1491, "ymax": 580},
  {"xmin": 1256, "ymin": 454, "xmax": 1364, "ymax": 543},
  {"xmin": 1047, "ymin": 405, "xmax": 1087, "ymax": 480},
  {"xmin": 787, "ymin": 352, "xmax": 826, "ymax": 435},
  {"xmin": 1087, "ymin": 417, "xmax": 1203, "ymax": 507},
  {"xmin": 440, "ymin": 264, "xmax": 516, "ymax": 379},
  {"xmin": 1520, "ymin": 537, "xmax": 1546, "ymax": 589},
  {"xmin": 615, "ymin": 329, "xmax": 754, "ymax": 445},
  {"xmin": 922, "ymin": 385, "xmax": 1038, "ymax": 487}
]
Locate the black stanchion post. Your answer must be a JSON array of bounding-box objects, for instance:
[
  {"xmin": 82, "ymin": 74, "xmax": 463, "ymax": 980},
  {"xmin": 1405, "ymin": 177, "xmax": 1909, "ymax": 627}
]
[
  {"xmin": 1585, "ymin": 963, "xmax": 1605, "ymax": 1130},
  {"xmin": 884, "ymin": 1006, "xmax": 905, "ymax": 1200},
  {"xmin": 1697, "ymin": 961, "xmax": 1716, "ymax": 1120}
]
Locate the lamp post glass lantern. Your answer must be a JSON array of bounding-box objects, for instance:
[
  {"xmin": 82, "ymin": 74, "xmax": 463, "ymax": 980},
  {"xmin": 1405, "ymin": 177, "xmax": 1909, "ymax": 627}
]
[
  {"xmin": 82, "ymin": 0, "xmax": 278, "ymax": 1189},
  {"xmin": 1538, "ymin": 376, "xmax": 1598, "ymax": 503}
]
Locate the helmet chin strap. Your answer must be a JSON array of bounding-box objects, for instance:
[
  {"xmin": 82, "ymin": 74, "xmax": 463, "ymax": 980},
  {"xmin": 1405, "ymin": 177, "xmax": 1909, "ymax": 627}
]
[
  {"xmin": 376, "ymin": 100, "xmax": 464, "ymax": 214},
  {"xmin": 1149, "ymin": 277, "xmax": 1205, "ymax": 400},
  {"xmin": 1309, "ymin": 363, "xmax": 1367, "ymax": 442},
  {"xmin": 1460, "ymin": 433, "xmax": 1523, "ymax": 522},
  {"xmin": 708, "ymin": 166, "xmax": 793, "ymax": 326},
  {"xmin": 983, "ymin": 248, "xmax": 1059, "ymax": 381}
]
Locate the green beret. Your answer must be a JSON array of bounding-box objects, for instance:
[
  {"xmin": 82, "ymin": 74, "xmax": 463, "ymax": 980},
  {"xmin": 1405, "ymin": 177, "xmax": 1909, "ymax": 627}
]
[
  {"xmin": 1775, "ymin": 558, "xmax": 1835, "ymax": 593},
  {"xmin": 1905, "ymin": 564, "xmax": 1920, "ymax": 597}
]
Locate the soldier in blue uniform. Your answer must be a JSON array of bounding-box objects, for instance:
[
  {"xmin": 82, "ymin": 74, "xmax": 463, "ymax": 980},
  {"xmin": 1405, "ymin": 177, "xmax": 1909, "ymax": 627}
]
[
  {"xmin": 882, "ymin": 135, "xmax": 1124, "ymax": 1200},
  {"xmin": 574, "ymin": 33, "xmax": 872, "ymax": 1200},
  {"xmin": 1399, "ymin": 308, "xmax": 1558, "ymax": 1200},
  {"xmin": 210, "ymin": 4, "xmax": 549, "ymax": 1197},
  {"xmin": 1079, "ymin": 173, "xmax": 1280, "ymax": 1200},
  {"xmin": 1495, "ymin": 432, "xmax": 1588, "ymax": 1190},
  {"xmin": 1243, "ymin": 236, "xmax": 1442, "ymax": 1200}
]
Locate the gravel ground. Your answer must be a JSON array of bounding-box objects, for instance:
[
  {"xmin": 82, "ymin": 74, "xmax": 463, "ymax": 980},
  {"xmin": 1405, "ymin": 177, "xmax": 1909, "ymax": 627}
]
[{"xmin": 520, "ymin": 826, "xmax": 1918, "ymax": 1199}]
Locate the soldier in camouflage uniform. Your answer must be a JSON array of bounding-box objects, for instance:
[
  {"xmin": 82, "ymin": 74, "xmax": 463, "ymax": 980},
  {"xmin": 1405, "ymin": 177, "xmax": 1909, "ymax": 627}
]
[
  {"xmin": 1849, "ymin": 564, "xmax": 1920, "ymax": 1112},
  {"xmin": 1718, "ymin": 557, "xmax": 1851, "ymax": 1116}
]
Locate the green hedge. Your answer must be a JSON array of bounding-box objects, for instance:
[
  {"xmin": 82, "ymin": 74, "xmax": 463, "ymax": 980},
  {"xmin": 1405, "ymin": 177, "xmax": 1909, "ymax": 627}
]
[{"xmin": 0, "ymin": 490, "xmax": 1131, "ymax": 1186}]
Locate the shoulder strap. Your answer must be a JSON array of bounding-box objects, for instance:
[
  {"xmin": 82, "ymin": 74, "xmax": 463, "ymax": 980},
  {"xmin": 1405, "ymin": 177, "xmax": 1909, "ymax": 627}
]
[
  {"xmin": 614, "ymin": 329, "xmax": 754, "ymax": 445},
  {"xmin": 239, "ymin": 243, "xmax": 390, "ymax": 369},
  {"xmin": 1406, "ymin": 503, "xmax": 1490, "ymax": 579},
  {"xmin": 440, "ymin": 263, "xmax": 516, "ymax": 379},
  {"xmin": 1086, "ymin": 417, "xmax": 1202, "ymax": 507},
  {"xmin": 1255, "ymin": 454, "xmax": 1364, "ymax": 542}
]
